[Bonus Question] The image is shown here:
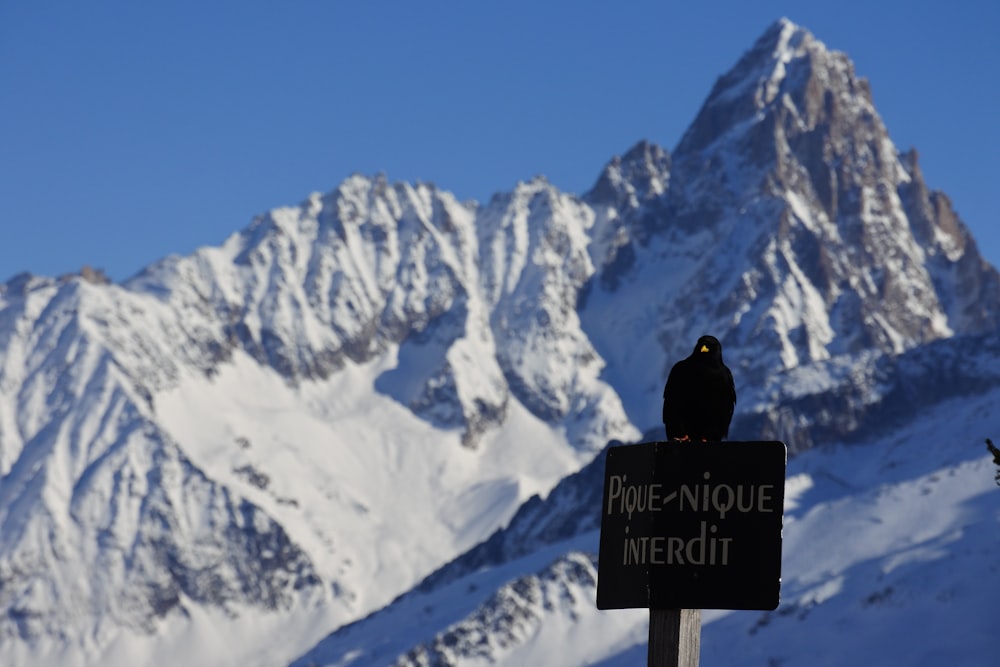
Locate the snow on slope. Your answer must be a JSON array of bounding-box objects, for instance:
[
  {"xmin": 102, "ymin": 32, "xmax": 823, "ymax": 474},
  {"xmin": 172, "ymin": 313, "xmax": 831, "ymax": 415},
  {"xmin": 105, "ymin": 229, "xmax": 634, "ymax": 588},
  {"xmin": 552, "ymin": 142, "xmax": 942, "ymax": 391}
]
[
  {"xmin": 154, "ymin": 349, "xmax": 588, "ymax": 615},
  {"xmin": 293, "ymin": 385, "xmax": 1000, "ymax": 667},
  {"xmin": 0, "ymin": 275, "xmax": 330, "ymax": 667}
]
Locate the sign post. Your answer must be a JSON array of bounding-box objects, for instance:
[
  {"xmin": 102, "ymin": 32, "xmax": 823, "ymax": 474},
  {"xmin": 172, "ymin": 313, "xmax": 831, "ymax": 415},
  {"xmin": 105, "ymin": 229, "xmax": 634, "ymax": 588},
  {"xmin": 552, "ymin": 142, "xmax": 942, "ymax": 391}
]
[
  {"xmin": 596, "ymin": 441, "xmax": 786, "ymax": 666},
  {"xmin": 648, "ymin": 608, "xmax": 700, "ymax": 667}
]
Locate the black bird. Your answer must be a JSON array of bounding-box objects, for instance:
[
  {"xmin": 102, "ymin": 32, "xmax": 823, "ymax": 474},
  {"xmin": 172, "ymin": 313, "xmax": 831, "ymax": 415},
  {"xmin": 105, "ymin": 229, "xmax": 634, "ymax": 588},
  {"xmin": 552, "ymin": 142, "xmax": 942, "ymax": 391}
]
[
  {"xmin": 987, "ymin": 438, "xmax": 1000, "ymax": 464},
  {"xmin": 662, "ymin": 335, "xmax": 736, "ymax": 442},
  {"xmin": 987, "ymin": 439, "xmax": 1000, "ymax": 487}
]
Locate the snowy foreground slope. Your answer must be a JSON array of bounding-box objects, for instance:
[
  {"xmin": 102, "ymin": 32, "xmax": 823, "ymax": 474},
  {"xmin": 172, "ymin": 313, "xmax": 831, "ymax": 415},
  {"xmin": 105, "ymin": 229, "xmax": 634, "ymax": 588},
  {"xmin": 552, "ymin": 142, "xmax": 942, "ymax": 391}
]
[
  {"xmin": 294, "ymin": 387, "xmax": 1000, "ymax": 667},
  {"xmin": 2, "ymin": 17, "xmax": 1000, "ymax": 667}
]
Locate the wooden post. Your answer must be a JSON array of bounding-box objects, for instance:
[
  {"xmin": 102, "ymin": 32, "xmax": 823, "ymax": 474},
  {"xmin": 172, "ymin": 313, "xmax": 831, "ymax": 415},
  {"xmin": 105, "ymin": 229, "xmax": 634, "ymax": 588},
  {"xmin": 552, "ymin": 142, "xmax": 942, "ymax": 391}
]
[{"xmin": 648, "ymin": 608, "xmax": 701, "ymax": 667}]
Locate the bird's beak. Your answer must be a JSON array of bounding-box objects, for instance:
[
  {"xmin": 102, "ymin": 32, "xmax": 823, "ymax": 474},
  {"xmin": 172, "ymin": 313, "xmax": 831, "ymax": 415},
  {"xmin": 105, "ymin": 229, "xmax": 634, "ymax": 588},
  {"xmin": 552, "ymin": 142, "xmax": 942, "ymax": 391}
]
[{"xmin": 700, "ymin": 345, "xmax": 709, "ymax": 353}]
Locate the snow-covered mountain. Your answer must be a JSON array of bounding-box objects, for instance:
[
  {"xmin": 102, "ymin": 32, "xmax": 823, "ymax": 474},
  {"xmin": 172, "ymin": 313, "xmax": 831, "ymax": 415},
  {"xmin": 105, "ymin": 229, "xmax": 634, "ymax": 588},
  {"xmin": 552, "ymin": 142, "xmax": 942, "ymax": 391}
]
[
  {"xmin": 293, "ymin": 378, "xmax": 1000, "ymax": 667},
  {"xmin": 578, "ymin": 19, "xmax": 999, "ymax": 436},
  {"xmin": 2, "ymin": 17, "xmax": 998, "ymax": 667}
]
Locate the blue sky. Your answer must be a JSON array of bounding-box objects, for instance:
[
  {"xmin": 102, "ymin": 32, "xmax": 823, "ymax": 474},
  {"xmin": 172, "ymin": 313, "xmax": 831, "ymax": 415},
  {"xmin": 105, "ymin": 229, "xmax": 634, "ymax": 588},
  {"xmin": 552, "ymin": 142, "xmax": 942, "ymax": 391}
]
[{"xmin": 2, "ymin": 1, "xmax": 998, "ymax": 282}]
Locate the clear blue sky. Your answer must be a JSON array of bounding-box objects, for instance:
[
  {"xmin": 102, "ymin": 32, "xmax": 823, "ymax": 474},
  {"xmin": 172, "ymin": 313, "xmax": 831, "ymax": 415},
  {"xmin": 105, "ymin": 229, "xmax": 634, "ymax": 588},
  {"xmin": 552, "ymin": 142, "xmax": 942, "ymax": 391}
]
[{"xmin": 2, "ymin": 1, "xmax": 997, "ymax": 282}]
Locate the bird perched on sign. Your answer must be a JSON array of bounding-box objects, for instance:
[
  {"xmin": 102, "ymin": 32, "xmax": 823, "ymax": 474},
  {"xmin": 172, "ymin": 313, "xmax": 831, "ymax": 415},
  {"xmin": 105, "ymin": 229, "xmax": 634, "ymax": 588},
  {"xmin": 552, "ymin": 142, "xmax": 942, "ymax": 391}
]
[{"xmin": 662, "ymin": 335, "xmax": 736, "ymax": 442}]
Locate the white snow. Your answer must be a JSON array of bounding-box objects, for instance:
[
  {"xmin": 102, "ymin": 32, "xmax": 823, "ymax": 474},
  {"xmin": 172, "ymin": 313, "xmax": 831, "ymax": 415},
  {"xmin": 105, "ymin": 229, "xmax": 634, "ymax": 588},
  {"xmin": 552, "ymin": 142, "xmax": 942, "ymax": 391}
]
[
  {"xmin": 154, "ymin": 349, "xmax": 588, "ymax": 610},
  {"xmin": 296, "ymin": 386, "xmax": 1000, "ymax": 667}
]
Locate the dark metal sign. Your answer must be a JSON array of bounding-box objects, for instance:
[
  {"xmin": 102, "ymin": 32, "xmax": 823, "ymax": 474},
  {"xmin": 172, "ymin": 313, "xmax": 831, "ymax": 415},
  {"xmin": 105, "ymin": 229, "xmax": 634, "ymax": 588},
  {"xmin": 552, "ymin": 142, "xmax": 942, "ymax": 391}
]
[{"xmin": 596, "ymin": 441, "xmax": 786, "ymax": 611}]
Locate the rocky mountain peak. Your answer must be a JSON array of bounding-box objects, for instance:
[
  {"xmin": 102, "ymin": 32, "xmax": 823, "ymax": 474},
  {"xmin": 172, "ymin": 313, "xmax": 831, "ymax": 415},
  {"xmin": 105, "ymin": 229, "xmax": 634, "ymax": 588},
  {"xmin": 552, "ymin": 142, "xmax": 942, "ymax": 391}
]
[
  {"xmin": 577, "ymin": 18, "xmax": 1000, "ymax": 431},
  {"xmin": 586, "ymin": 140, "xmax": 671, "ymax": 210},
  {"xmin": 673, "ymin": 18, "xmax": 882, "ymax": 207},
  {"xmin": 581, "ymin": 140, "xmax": 672, "ymax": 289}
]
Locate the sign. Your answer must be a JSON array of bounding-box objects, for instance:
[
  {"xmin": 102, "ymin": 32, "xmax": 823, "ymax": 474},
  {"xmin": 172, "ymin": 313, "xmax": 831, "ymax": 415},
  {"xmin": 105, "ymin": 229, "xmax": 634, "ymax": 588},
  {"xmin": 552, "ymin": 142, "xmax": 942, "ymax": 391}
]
[{"xmin": 596, "ymin": 441, "xmax": 786, "ymax": 611}]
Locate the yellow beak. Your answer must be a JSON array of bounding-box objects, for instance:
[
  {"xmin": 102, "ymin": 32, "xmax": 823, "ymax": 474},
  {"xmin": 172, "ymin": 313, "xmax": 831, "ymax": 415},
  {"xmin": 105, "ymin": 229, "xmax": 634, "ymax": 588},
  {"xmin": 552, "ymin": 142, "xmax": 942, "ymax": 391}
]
[{"xmin": 700, "ymin": 345, "xmax": 709, "ymax": 353}]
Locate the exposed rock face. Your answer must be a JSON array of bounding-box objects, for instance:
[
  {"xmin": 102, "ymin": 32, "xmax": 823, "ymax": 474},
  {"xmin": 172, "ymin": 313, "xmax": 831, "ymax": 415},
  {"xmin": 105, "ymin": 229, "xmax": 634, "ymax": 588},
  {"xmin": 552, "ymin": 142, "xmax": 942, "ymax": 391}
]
[{"xmin": 578, "ymin": 19, "xmax": 1000, "ymax": 432}]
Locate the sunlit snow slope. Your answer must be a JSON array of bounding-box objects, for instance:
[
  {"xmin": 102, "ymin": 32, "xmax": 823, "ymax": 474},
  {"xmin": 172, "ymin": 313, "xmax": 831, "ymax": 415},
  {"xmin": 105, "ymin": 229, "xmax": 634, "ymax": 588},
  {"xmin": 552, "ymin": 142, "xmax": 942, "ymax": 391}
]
[{"xmin": 294, "ymin": 385, "xmax": 999, "ymax": 667}]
